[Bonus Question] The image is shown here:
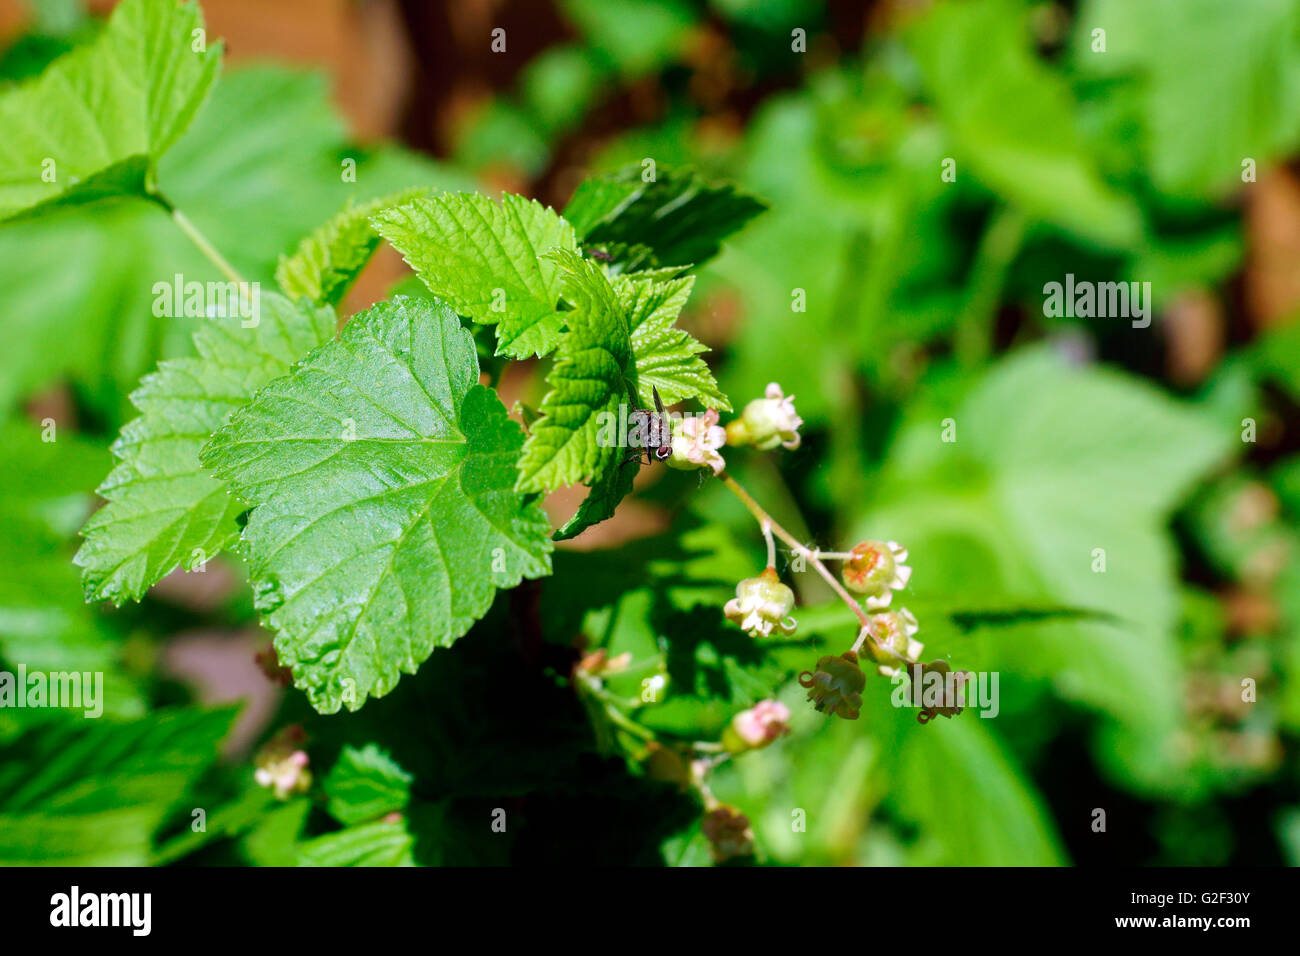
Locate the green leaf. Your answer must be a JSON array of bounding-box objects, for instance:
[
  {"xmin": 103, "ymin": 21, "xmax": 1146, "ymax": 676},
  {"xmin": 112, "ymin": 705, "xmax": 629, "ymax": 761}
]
[
  {"xmin": 1075, "ymin": 0, "xmax": 1300, "ymax": 198},
  {"xmin": 515, "ymin": 250, "xmax": 636, "ymax": 493},
  {"xmin": 0, "ymin": 66, "xmax": 474, "ymax": 429},
  {"xmin": 75, "ymin": 293, "xmax": 336, "ymax": 604},
  {"xmin": 553, "ymin": 458, "xmax": 638, "ymax": 541},
  {"xmin": 0, "ymin": 0, "xmax": 222, "ymax": 220},
  {"xmin": 886, "ymin": 705, "xmax": 1067, "ymax": 865},
  {"xmin": 619, "ymin": 270, "xmax": 730, "ymax": 411},
  {"xmin": 372, "ymin": 192, "xmax": 578, "ymax": 359},
  {"xmin": 276, "ymin": 189, "xmax": 428, "ymax": 307},
  {"xmin": 202, "ymin": 296, "xmax": 554, "ymax": 714},
  {"xmin": 0, "ymin": 707, "xmax": 235, "ymax": 865},
  {"xmin": 907, "ymin": 0, "xmax": 1141, "ymax": 248},
  {"xmin": 564, "ymin": 163, "xmax": 766, "ymax": 267},
  {"xmin": 559, "ymin": 0, "xmax": 696, "ymax": 78},
  {"xmin": 0, "ymin": 424, "xmax": 146, "ymax": 729},
  {"xmin": 297, "ymin": 820, "xmax": 415, "ymax": 867},
  {"xmin": 324, "ymin": 745, "xmax": 413, "ymax": 825},
  {"xmin": 552, "ymin": 269, "xmax": 729, "ymax": 538},
  {"xmin": 859, "ymin": 347, "xmax": 1232, "ymax": 787}
]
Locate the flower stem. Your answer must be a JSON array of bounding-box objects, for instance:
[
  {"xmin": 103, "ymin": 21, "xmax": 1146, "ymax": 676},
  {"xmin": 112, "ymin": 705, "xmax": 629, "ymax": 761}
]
[
  {"xmin": 719, "ymin": 472, "xmax": 871, "ymax": 629},
  {"xmin": 171, "ymin": 207, "xmax": 246, "ymax": 286},
  {"xmin": 761, "ymin": 520, "xmax": 776, "ymax": 570}
]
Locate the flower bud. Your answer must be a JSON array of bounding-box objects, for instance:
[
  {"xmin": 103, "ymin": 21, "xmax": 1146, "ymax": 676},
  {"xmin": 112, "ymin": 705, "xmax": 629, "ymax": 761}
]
[
  {"xmin": 726, "ymin": 382, "xmax": 803, "ymax": 451},
  {"xmin": 798, "ymin": 650, "xmax": 866, "ymax": 719},
  {"xmin": 867, "ymin": 607, "xmax": 923, "ymax": 677},
  {"xmin": 724, "ymin": 568, "xmax": 797, "ymax": 638},
  {"xmin": 841, "ymin": 540, "xmax": 911, "ymax": 609},
  {"xmin": 666, "ymin": 408, "xmax": 726, "ymax": 475},
  {"xmin": 722, "ymin": 699, "xmax": 793, "ymax": 752},
  {"xmin": 701, "ymin": 804, "xmax": 755, "ymax": 863}
]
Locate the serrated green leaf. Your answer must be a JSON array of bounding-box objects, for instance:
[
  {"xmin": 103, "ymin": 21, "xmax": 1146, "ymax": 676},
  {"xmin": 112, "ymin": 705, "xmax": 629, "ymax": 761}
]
[
  {"xmin": 0, "ymin": 0, "xmax": 222, "ymax": 220},
  {"xmin": 297, "ymin": 820, "xmax": 416, "ymax": 867},
  {"xmin": 545, "ymin": 267, "xmax": 728, "ymax": 536},
  {"xmin": 619, "ymin": 270, "xmax": 730, "ymax": 411},
  {"xmin": 202, "ymin": 296, "xmax": 554, "ymax": 714},
  {"xmin": 324, "ymin": 745, "xmax": 412, "ymax": 825},
  {"xmin": 372, "ymin": 192, "xmax": 578, "ymax": 358},
  {"xmin": 75, "ymin": 292, "xmax": 336, "ymax": 604},
  {"xmin": 0, "ymin": 66, "xmax": 474, "ymax": 430},
  {"xmin": 564, "ymin": 163, "xmax": 766, "ymax": 267},
  {"xmin": 553, "ymin": 458, "xmax": 638, "ymax": 541},
  {"xmin": 516, "ymin": 250, "xmax": 636, "ymax": 493},
  {"xmin": 0, "ymin": 707, "xmax": 235, "ymax": 865},
  {"xmin": 276, "ymin": 189, "xmax": 429, "ymax": 307}
]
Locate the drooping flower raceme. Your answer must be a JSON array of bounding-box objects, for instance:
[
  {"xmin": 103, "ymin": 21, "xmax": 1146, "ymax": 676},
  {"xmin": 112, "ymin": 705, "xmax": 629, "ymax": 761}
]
[
  {"xmin": 841, "ymin": 539, "xmax": 911, "ymax": 609},
  {"xmin": 667, "ymin": 408, "xmax": 727, "ymax": 475},
  {"xmin": 726, "ymin": 382, "xmax": 803, "ymax": 451},
  {"xmin": 725, "ymin": 568, "xmax": 797, "ymax": 637}
]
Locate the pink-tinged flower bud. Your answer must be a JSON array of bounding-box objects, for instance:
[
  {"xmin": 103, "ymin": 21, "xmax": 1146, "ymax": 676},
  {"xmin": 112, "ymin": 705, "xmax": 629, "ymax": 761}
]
[
  {"xmin": 724, "ymin": 568, "xmax": 797, "ymax": 638},
  {"xmin": 726, "ymin": 382, "xmax": 803, "ymax": 451},
  {"xmin": 867, "ymin": 607, "xmax": 923, "ymax": 677},
  {"xmin": 254, "ymin": 748, "xmax": 312, "ymax": 800},
  {"xmin": 723, "ymin": 699, "xmax": 793, "ymax": 752},
  {"xmin": 701, "ymin": 805, "xmax": 755, "ymax": 863},
  {"xmin": 798, "ymin": 650, "xmax": 866, "ymax": 719},
  {"xmin": 576, "ymin": 648, "xmax": 633, "ymax": 677},
  {"xmin": 841, "ymin": 540, "xmax": 911, "ymax": 609},
  {"xmin": 667, "ymin": 408, "xmax": 727, "ymax": 475}
]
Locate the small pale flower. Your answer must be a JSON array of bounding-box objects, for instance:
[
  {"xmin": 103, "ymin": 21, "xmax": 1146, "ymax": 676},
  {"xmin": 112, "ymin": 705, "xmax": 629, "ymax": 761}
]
[
  {"xmin": 667, "ymin": 409, "xmax": 726, "ymax": 475},
  {"xmin": 841, "ymin": 540, "xmax": 911, "ymax": 609},
  {"xmin": 866, "ymin": 608, "xmax": 923, "ymax": 677},
  {"xmin": 726, "ymin": 382, "xmax": 803, "ymax": 450},
  {"xmin": 255, "ymin": 749, "xmax": 311, "ymax": 800},
  {"xmin": 723, "ymin": 699, "xmax": 793, "ymax": 752},
  {"xmin": 724, "ymin": 568, "xmax": 797, "ymax": 638}
]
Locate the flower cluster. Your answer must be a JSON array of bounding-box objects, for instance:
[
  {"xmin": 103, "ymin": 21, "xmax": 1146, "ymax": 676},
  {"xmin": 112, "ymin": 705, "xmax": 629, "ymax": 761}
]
[{"xmin": 662, "ymin": 381, "xmax": 804, "ymax": 479}]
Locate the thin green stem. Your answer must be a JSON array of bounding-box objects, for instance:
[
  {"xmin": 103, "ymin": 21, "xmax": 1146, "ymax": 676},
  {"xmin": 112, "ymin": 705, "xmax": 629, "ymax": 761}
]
[
  {"xmin": 171, "ymin": 207, "xmax": 245, "ymax": 285},
  {"xmin": 761, "ymin": 520, "xmax": 776, "ymax": 570},
  {"xmin": 719, "ymin": 472, "xmax": 871, "ymax": 630},
  {"xmin": 955, "ymin": 205, "xmax": 1027, "ymax": 368}
]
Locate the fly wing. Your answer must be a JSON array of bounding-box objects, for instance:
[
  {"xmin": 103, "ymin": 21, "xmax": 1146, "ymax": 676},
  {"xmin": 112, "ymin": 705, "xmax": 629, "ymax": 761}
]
[{"xmin": 650, "ymin": 387, "xmax": 671, "ymax": 449}]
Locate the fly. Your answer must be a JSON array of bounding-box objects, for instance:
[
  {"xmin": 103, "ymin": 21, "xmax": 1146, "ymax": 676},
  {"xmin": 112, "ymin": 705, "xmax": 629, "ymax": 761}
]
[{"xmin": 625, "ymin": 386, "xmax": 673, "ymax": 466}]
